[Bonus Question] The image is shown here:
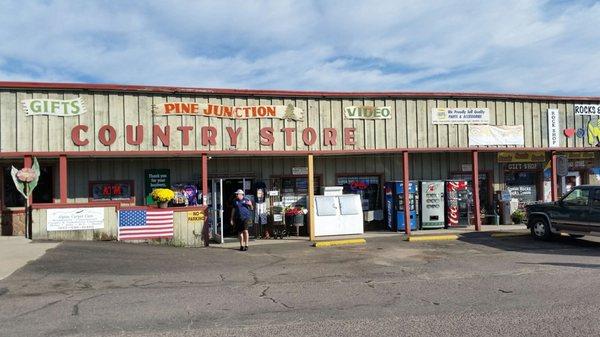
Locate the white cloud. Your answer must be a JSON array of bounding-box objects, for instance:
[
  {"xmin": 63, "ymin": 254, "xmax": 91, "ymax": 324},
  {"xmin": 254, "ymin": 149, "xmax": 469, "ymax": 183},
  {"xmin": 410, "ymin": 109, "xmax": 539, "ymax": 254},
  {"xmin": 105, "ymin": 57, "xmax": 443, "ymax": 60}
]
[{"xmin": 0, "ymin": 0, "xmax": 599, "ymax": 95}]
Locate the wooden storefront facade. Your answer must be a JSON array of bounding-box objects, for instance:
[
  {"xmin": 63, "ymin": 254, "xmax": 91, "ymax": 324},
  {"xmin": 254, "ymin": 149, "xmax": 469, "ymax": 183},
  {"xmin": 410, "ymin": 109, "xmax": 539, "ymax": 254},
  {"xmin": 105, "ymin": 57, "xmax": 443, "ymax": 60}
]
[{"xmin": 1, "ymin": 81, "xmax": 599, "ymax": 238}]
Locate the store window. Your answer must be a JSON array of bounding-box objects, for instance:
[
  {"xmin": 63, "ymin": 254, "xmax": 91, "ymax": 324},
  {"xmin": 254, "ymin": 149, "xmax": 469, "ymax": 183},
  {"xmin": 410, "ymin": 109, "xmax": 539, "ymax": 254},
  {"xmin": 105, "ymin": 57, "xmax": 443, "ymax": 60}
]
[
  {"xmin": 505, "ymin": 171, "xmax": 539, "ymax": 206},
  {"xmin": 3, "ymin": 166, "xmax": 54, "ymax": 207},
  {"xmin": 279, "ymin": 176, "xmax": 321, "ymax": 194},
  {"xmin": 336, "ymin": 175, "xmax": 382, "ymax": 211},
  {"xmin": 272, "ymin": 176, "xmax": 321, "ymax": 208},
  {"xmin": 89, "ymin": 181, "xmax": 134, "ymax": 201}
]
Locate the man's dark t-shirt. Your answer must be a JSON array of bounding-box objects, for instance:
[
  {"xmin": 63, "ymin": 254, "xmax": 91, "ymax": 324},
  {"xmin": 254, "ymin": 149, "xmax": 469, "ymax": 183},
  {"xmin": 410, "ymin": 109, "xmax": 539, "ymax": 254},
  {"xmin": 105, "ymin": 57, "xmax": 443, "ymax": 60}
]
[{"xmin": 233, "ymin": 198, "xmax": 252, "ymax": 221}]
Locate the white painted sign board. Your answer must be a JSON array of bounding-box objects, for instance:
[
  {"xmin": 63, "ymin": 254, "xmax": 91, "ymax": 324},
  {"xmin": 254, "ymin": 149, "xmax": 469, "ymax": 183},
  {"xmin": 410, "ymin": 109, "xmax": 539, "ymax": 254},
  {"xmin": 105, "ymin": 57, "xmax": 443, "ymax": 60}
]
[{"xmin": 47, "ymin": 207, "xmax": 105, "ymax": 231}]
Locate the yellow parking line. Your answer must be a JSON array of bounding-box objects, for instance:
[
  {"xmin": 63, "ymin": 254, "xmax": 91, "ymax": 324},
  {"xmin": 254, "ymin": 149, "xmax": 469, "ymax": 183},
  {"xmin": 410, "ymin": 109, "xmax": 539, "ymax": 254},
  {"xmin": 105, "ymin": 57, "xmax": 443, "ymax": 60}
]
[
  {"xmin": 490, "ymin": 232, "xmax": 529, "ymax": 238},
  {"xmin": 313, "ymin": 238, "xmax": 366, "ymax": 247},
  {"xmin": 405, "ymin": 234, "xmax": 459, "ymax": 242}
]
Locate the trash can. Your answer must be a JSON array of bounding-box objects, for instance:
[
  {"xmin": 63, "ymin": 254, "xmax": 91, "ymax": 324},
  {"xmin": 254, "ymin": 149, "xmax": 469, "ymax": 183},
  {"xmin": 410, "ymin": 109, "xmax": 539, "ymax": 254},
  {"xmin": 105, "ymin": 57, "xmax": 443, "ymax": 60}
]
[{"xmin": 499, "ymin": 200, "xmax": 512, "ymax": 225}]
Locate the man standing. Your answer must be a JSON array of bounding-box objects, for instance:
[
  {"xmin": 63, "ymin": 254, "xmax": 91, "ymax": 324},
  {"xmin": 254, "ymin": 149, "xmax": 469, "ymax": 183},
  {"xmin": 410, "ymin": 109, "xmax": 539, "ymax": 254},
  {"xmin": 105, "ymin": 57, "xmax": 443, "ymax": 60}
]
[{"xmin": 231, "ymin": 189, "xmax": 253, "ymax": 251}]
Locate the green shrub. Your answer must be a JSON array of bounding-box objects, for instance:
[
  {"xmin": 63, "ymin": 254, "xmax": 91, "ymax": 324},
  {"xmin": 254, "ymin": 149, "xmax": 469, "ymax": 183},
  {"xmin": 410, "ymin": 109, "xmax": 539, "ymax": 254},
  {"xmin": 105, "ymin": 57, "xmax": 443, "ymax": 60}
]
[{"xmin": 511, "ymin": 210, "xmax": 526, "ymax": 224}]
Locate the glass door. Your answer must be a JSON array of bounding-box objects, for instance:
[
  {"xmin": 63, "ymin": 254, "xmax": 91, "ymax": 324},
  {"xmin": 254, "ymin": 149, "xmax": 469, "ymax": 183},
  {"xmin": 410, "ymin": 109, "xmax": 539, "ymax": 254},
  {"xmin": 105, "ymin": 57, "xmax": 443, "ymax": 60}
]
[
  {"xmin": 560, "ymin": 172, "xmax": 581, "ymax": 196},
  {"xmin": 211, "ymin": 178, "xmax": 224, "ymax": 244}
]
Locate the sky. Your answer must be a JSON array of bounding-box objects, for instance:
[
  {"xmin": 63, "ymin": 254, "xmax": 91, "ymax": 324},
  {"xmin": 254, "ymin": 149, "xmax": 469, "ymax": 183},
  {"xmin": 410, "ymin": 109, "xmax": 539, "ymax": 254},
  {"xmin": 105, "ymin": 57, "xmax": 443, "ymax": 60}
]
[{"xmin": 0, "ymin": 0, "xmax": 599, "ymax": 95}]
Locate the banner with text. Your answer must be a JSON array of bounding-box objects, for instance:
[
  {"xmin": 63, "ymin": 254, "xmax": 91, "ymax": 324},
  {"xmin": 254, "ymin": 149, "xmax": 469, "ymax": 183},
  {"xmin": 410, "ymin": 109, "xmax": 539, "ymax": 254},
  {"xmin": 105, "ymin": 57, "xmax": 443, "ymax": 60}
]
[
  {"xmin": 547, "ymin": 108, "xmax": 560, "ymax": 147},
  {"xmin": 468, "ymin": 125, "xmax": 524, "ymax": 146},
  {"xmin": 432, "ymin": 108, "xmax": 489, "ymax": 124},
  {"xmin": 47, "ymin": 207, "xmax": 105, "ymax": 231}
]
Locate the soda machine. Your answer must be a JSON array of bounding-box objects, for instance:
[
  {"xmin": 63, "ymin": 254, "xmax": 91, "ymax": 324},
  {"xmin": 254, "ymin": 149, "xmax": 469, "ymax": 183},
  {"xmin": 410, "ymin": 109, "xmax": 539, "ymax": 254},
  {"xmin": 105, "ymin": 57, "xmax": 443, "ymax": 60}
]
[
  {"xmin": 445, "ymin": 180, "xmax": 471, "ymax": 228},
  {"xmin": 385, "ymin": 181, "xmax": 418, "ymax": 231},
  {"xmin": 419, "ymin": 181, "xmax": 445, "ymax": 229}
]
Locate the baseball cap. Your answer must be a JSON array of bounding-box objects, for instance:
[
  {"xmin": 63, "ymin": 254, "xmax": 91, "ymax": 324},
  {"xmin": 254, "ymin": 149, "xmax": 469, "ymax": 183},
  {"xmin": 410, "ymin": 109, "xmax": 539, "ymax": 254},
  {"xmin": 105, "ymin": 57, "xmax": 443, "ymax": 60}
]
[{"xmin": 235, "ymin": 189, "xmax": 245, "ymax": 195}]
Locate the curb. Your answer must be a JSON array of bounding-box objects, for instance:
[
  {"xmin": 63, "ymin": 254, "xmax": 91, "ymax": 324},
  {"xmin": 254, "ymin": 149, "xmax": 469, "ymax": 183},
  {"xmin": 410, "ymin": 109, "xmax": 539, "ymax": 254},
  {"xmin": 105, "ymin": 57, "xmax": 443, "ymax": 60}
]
[
  {"xmin": 313, "ymin": 238, "xmax": 366, "ymax": 247},
  {"xmin": 404, "ymin": 234, "xmax": 459, "ymax": 242},
  {"xmin": 489, "ymin": 232, "xmax": 529, "ymax": 238}
]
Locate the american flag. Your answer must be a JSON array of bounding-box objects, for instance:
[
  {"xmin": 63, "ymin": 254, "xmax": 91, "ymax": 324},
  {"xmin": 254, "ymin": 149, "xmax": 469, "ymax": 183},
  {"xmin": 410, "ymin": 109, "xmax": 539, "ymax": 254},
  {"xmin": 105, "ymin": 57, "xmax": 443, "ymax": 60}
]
[{"xmin": 118, "ymin": 209, "xmax": 174, "ymax": 240}]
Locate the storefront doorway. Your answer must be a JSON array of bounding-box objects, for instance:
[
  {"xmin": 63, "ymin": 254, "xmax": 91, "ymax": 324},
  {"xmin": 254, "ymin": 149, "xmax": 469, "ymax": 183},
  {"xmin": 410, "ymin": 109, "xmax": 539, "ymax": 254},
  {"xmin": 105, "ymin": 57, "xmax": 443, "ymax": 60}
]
[
  {"xmin": 560, "ymin": 172, "xmax": 581, "ymax": 197},
  {"xmin": 210, "ymin": 177, "xmax": 254, "ymax": 243}
]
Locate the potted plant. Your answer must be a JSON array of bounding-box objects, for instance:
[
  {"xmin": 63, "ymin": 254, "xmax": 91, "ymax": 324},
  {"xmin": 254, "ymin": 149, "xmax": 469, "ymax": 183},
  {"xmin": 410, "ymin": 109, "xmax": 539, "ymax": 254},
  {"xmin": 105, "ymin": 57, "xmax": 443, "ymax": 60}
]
[
  {"xmin": 511, "ymin": 209, "xmax": 525, "ymax": 224},
  {"xmin": 285, "ymin": 206, "xmax": 307, "ymax": 226},
  {"xmin": 151, "ymin": 188, "xmax": 175, "ymax": 208}
]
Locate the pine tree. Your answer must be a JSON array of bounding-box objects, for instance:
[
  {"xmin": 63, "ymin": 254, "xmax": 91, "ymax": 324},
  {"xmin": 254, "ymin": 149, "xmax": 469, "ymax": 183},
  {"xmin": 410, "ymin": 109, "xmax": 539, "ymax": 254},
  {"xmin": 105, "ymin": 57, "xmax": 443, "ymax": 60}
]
[{"xmin": 283, "ymin": 104, "xmax": 297, "ymax": 121}]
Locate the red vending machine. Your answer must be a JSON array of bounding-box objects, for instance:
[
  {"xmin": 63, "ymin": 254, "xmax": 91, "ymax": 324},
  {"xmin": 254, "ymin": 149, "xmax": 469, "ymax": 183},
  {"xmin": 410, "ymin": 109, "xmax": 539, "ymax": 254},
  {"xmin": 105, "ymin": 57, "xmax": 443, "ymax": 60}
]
[{"xmin": 445, "ymin": 181, "xmax": 471, "ymax": 228}]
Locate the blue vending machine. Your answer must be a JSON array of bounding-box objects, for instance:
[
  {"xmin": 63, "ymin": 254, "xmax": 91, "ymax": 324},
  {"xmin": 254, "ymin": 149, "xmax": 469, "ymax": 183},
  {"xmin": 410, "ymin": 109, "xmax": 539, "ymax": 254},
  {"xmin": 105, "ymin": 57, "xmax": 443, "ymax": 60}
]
[{"xmin": 385, "ymin": 181, "xmax": 419, "ymax": 231}]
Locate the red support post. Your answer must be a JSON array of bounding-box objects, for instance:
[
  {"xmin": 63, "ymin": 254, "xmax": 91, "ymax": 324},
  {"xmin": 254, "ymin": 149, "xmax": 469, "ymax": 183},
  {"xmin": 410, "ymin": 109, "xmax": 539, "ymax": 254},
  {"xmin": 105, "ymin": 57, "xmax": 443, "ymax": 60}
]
[
  {"xmin": 471, "ymin": 150, "xmax": 481, "ymax": 231},
  {"xmin": 59, "ymin": 154, "xmax": 68, "ymax": 203},
  {"xmin": 402, "ymin": 151, "xmax": 411, "ymax": 236},
  {"xmin": 551, "ymin": 151, "xmax": 558, "ymax": 201},
  {"xmin": 202, "ymin": 153, "xmax": 208, "ymax": 205},
  {"xmin": 23, "ymin": 155, "xmax": 33, "ymax": 203}
]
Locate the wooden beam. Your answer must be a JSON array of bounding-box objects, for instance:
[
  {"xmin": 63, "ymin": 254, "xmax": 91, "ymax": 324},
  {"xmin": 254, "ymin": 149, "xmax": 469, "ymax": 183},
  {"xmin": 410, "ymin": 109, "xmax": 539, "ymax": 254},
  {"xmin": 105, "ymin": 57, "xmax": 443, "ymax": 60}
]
[
  {"xmin": 472, "ymin": 150, "xmax": 481, "ymax": 231},
  {"xmin": 402, "ymin": 151, "xmax": 411, "ymax": 236},
  {"xmin": 202, "ymin": 154, "xmax": 208, "ymax": 205},
  {"xmin": 59, "ymin": 154, "xmax": 68, "ymax": 203},
  {"xmin": 551, "ymin": 151, "xmax": 558, "ymax": 201},
  {"xmin": 308, "ymin": 154, "xmax": 315, "ymax": 241}
]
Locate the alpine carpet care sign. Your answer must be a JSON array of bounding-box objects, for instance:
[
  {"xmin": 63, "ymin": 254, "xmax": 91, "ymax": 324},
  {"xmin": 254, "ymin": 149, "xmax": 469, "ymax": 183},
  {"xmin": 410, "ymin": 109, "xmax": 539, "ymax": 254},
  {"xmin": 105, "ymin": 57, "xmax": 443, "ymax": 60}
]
[{"xmin": 47, "ymin": 208, "xmax": 105, "ymax": 231}]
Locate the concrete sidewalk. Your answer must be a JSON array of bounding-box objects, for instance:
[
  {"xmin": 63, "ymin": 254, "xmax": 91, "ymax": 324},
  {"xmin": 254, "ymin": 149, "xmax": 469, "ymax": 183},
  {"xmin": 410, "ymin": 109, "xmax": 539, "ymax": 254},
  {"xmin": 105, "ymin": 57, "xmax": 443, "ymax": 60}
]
[
  {"xmin": 211, "ymin": 224, "xmax": 528, "ymax": 249},
  {"xmin": 0, "ymin": 236, "xmax": 60, "ymax": 280}
]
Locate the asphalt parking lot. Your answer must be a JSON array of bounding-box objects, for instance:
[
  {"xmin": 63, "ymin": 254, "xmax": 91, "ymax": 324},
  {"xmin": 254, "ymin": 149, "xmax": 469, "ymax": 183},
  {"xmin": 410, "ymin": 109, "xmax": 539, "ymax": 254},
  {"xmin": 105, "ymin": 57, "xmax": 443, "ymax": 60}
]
[{"xmin": 1, "ymin": 233, "xmax": 599, "ymax": 337}]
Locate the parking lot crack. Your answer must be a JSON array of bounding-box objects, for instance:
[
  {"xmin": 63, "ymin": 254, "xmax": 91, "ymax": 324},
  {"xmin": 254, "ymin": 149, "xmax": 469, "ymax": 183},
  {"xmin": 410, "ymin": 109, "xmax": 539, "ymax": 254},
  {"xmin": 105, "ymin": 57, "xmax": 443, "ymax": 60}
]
[
  {"xmin": 259, "ymin": 286, "xmax": 293, "ymax": 309},
  {"xmin": 13, "ymin": 299, "xmax": 62, "ymax": 319},
  {"xmin": 71, "ymin": 294, "xmax": 104, "ymax": 317}
]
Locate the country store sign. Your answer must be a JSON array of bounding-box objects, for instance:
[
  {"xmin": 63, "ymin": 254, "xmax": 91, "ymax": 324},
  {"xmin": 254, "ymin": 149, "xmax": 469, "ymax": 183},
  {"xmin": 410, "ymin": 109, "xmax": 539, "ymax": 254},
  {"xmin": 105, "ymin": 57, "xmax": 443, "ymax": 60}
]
[{"xmin": 70, "ymin": 124, "xmax": 359, "ymax": 147}]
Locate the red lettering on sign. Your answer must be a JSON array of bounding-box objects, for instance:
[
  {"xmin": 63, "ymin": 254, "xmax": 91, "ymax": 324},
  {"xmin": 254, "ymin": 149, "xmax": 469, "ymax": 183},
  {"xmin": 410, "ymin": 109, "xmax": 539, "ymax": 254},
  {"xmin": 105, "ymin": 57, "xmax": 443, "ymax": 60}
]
[
  {"xmin": 153, "ymin": 125, "xmax": 170, "ymax": 147},
  {"xmin": 164, "ymin": 103, "xmax": 176, "ymax": 114},
  {"xmin": 302, "ymin": 127, "xmax": 317, "ymax": 146},
  {"xmin": 71, "ymin": 125, "xmax": 89, "ymax": 146},
  {"xmin": 323, "ymin": 128, "xmax": 337, "ymax": 146},
  {"xmin": 226, "ymin": 127, "xmax": 242, "ymax": 147},
  {"xmin": 177, "ymin": 126, "xmax": 193, "ymax": 146},
  {"xmin": 260, "ymin": 127, "xmax": 274, "ymax": 146},
  {"xmin": 344, "ymin": 127, "xmax": 356, "ymax": 145},
  {"xmin": 126, "ymin": 125, "xmax": 144, "ymax": 145},
  {"xmin": 98, "ymin": 125, "xmax": 116, "ymax": 146},
  {"xmin": 281, "ymin": 128, "xmax": 295, "ymax": 146},
  {"xmin": 201, "ymin": 126, "xmax": 217, "ymax": 146}
]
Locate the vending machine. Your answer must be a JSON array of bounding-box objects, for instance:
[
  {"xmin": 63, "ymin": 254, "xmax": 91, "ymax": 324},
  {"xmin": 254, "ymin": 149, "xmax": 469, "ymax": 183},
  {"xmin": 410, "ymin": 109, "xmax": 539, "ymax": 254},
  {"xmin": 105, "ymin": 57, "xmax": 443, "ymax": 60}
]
[
  {"xmin": 445, "ymin": 180, "xmax": 471, "ymax": 228},
  {"xmin": 419, "ymin": 181, "xmax": 445, "ymax": 229},
  {"xmin": 385, "ymin": 181, "xmax": 418, "ymax": 231}
]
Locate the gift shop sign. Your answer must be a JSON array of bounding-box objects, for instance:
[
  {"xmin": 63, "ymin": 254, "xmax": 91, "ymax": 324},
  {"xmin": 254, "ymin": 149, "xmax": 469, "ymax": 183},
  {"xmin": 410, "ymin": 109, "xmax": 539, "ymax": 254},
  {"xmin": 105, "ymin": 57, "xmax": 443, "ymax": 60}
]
[
  {"xmin": 432, "ymin": 108, "xmax": 489, "ymax": 124},
  {"xmin": 22, "ymin": 98, "xmax": 87, "ymax": 116},
  {"xmin": 155, "ymin": 102, "xmax": 303, "ymax": 120}
]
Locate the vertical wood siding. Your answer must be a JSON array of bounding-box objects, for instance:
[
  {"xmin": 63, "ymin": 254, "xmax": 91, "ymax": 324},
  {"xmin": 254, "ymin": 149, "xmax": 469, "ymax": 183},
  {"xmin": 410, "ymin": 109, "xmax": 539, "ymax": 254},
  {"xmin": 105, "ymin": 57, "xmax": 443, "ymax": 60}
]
[{"xmin": 0, "ymin": 89, "xmax": 598, "ymax": 152}]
